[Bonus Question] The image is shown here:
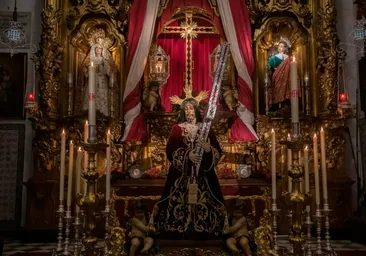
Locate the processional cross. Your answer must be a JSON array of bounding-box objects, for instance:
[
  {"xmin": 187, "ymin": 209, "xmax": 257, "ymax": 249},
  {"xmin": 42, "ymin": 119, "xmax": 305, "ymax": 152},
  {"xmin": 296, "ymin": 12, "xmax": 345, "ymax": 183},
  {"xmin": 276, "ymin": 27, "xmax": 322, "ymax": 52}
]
[{"xmin": 163, "ymin": 10, "xmax": 218, "ymax": 97}]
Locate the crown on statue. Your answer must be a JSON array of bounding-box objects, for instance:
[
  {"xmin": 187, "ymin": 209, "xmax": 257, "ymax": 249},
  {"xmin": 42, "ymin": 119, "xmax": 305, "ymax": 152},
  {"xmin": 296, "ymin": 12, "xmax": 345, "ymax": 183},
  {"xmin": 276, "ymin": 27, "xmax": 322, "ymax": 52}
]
[
  {"xmin": 169, "ymin": 86, "xmax": 209, "ymax": 106},
  {"xmin": 275, "ymin": 36, "xmax": 292, "ymax": 48},
  {"xmin": 88, "ymin": 28, "xmax": 113, "ymax": 49}
]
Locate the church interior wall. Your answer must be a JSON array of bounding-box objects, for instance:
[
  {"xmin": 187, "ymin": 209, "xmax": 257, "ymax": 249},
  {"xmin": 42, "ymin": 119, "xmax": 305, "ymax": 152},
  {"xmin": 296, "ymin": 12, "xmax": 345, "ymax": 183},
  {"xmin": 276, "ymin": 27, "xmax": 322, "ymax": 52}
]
[
  {"xmin": 336, "ymin": 0, "xmax": 362, "ymax": 212},
  {"xmin": 0, "ymin": 0, "xmax": 43, "ymax": 226}
]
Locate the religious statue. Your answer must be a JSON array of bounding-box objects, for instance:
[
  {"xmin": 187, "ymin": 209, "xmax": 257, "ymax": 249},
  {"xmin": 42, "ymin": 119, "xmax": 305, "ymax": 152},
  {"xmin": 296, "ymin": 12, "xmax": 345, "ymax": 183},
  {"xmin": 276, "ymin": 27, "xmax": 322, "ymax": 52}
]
[
  {"xmin": 82, "ymin": 28, "xmax": 119, "ymax": 116},
  {"xmin": 128, "ymin": 200, "xmax": 155, "ymax": 256},
  {"xmin": 268, "ymin": 37, "xmax": 292, "ymax": 108},
  {"xmin": 222, "ymin": 84, "xmax": 239, "ymax": 111},
  {"xmin": 142, "ymin": 81, "xmax": 161, "ymax": 111},
  {"xmin": 224, "ymin": 199, "xmax": 252, "ymax": 256},
  {"xmin": 152, "ymin": 94, "xmax": 226, "ymax": 240}
]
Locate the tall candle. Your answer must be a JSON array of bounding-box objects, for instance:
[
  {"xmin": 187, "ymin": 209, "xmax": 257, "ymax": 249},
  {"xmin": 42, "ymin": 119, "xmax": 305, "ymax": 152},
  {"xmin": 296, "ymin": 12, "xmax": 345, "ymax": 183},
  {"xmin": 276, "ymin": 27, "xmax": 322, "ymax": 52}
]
[
  {"xmin": 88, "ymin": 62, "xmax": 96, "ymax": 126},
  {"xmin": 320, "ymin": 127, "xmax": 328, "ymax": 200},
  {"xmin": 290, "ymin": 56, "xmax": 299, "ymax": 123},
  {"xmin": 271, "ymin": 129, "xmax": 276, "ymax": 200},
  {"xmin": 59, "ymin": 129, "xmax": 66, "ymax": 201},
  {"xmin": 67, "ymin": 140, "xmax": 74, "ymax": 207},
  {"xmin": 76, "ymin": 147, "xmax": 82, "ymax": 213},
  {"xmin": 287, "ymin": 134, "xmax": 292, "ymax": 192},
  {"xmin": 313, "ymin": 133, "xmax": 321, "ymax": 205},
  {"xmin": 304, "ymin": 146, "xmax": 310, "ymax": 211},
  {"xmin": 83, "ymin": 120, "xmax": 89, "ymax": 196},
  {"xmin": 106, "ymin": 129, "xmax": 111, "ymax": 201}
]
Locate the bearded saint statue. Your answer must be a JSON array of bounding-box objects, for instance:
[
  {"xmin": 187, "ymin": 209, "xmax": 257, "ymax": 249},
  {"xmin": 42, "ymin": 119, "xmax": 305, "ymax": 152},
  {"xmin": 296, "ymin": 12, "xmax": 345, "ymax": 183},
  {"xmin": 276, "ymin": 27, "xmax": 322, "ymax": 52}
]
[
  {"xmin": 152, "ymin": 91, "xmax": 227, "ymax": 240},
  {"xmin": 82, "ymin": 29, "xmax": 119, "ymax": 116}
]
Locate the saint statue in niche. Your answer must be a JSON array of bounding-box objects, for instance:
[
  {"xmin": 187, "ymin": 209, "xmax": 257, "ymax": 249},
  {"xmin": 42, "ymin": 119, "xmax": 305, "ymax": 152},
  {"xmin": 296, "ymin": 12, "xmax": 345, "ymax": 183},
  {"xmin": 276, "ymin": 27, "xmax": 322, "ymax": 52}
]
[
  {"xmin": 268, "ymin": 37, "xmax": 292, "ymax": 110},
  {"xmin": 82, "ymin": 29, "xmax": 119, "ymax": 116}
]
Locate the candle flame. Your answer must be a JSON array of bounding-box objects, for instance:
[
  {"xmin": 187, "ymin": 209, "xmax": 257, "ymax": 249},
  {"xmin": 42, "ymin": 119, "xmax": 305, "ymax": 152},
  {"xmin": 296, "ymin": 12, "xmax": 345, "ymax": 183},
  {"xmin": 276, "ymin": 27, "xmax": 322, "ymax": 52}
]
[
  {"xmin": 91, "ymin": 61, "xmax": 94, "ymax": 67},
  {"xmin": 313, "ymin": 133, "xmax": 317, "ymax": 138},
  {"xmin": 85, "ymin": 120, "xmax": 88, "ymax": 125},
  {"xmin": 78, "ymin": 147, "xmax": 82, "ymax": 151},
  {"xmin": 305, "ymin": 146, "xmax": 308, "ymax": 150},
  {"xmin": 70, "ymin": 140, "xmax": 73, "ymax": 144},
  {"xmin": 62, "ymin": 129, "xmax": 65, "ymax": 134},
  {"xmin": 107, "ymin": 129, "xmax": 111, "ymax": 134},
  {"xmin": 293, "ymin": 56, "xmax": 296, "ymax": 62},
  {"xmin": 271, "ymin": 128, "xmax": 274, "ymax": 133},
  {"xmin": 321, "ymin": 127, "xmax": 324, "ymax": 132}
]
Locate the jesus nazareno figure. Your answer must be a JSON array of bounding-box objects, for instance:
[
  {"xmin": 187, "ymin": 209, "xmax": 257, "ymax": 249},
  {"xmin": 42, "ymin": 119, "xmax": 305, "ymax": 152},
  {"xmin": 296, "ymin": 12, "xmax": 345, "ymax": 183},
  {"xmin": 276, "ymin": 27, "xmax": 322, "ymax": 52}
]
[{"xmin": 152, "ymin": 96, "xmax": 227, "ymax": 240}]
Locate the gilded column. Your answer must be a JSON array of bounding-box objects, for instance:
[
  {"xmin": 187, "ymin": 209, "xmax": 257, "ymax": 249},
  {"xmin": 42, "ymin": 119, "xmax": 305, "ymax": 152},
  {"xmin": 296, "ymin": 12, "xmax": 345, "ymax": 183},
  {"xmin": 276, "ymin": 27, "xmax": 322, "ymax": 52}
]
[{"xmin": 316, "ymin": 0, "xmax": 338, "ymax": 115}]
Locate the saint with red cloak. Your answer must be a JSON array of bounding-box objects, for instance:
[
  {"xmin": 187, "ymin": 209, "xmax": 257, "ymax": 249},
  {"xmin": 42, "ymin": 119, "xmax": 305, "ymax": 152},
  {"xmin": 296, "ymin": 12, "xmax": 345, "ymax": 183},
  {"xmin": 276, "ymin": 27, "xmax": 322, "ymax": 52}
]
[{"xmin": 152, "ymin": 98, "xmax": 226, "ymax": 240}]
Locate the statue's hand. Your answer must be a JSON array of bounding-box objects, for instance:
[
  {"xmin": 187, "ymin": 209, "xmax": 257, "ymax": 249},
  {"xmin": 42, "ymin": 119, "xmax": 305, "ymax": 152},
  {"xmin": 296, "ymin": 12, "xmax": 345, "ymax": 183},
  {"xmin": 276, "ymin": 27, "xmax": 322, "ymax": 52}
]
[
  {"xmin": 189, "ymin": 150, "xmax": 202, "ymax": 164},
  {"xmin": 197, "ymin": 138, "xmax": 211, "ymax": 153}
]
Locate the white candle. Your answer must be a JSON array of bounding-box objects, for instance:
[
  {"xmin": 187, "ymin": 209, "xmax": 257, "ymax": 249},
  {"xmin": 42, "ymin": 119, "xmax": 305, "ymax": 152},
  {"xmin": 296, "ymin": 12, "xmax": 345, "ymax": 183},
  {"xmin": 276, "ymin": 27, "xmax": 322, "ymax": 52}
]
[
  {"xmin": 67, "ymin": 140, "xmax": 74, "ymax": 207},
  {"xmin": 313, "ymin": 133, "xmax": 321, "ymax": 205},
  {"xmin": 76, "ymin": 147, "xmax": 82, "ymax": 213},
  {"xmin": 304, "ymin": 146, "xmax": 310, "ymax": 211},
  {"xmin": 59, "ymin": 129, "xmax": 66, "ymax": 202},
  {"xmin": 83, "ymin": 120, "xmax": 89, "ymax": 196},
  {"xmin": 290, "ymin": 56, "xmax": 299, "ymax": 123},
  {"xmin": 320, "ymin": 127, "xmax": 328, "ymax": 200},
  {"xmin": 106, "ymin": 129, "xmax": 111, "ymax": 201},
  {"xmin": 67, "ymin": 72, "xmax": 72, "ymax": 84},
  {"xmin": 271, "ymin": 129, "xmax": 276, "ymax": 200},
  {"xmin": 287, "ymin": 134, "xmax": 292, "ymax": 192},
  {"xmin": 88, "ymin": 62, "xmax": 96, "ymax": 126}
]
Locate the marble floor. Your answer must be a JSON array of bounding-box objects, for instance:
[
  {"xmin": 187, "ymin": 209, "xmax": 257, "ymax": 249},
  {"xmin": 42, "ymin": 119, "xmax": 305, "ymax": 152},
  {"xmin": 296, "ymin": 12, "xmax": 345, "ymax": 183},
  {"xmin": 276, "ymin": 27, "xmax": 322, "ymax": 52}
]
[{"xmin": 2, "ymin": 237, "xmax": 366, "ymax": 255}]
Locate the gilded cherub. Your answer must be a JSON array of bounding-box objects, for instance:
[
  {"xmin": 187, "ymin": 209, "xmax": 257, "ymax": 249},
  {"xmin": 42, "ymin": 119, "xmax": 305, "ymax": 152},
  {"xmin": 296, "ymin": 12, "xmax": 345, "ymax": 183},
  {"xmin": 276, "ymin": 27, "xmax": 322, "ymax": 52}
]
[
  {"xmin": 223, "ymin": 199, "xmax": 252, "ymax": 256},
  {"xmin": 143, "ymin": 82, "xmax": 160, "ymax": 111},
  {"xmin": 222, "ymin": 84, "xmax": 238, "ymax": 111},
  {"xmin": 129, "ymin": 200, "xmax": 155, "ymax": 256},
  {"xmin": 254, "ymin": 209, "xmax": 277, "ymax": 256}
]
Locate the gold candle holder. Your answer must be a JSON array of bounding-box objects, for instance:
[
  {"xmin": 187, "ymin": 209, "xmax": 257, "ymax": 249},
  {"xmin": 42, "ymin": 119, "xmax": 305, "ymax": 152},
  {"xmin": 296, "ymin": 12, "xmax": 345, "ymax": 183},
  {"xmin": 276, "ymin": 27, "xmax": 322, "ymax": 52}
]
[
  {"xmin": 282, "ymin": 139, "xmax": 312, "ymax": 256},
  {"xmin": 77, "ymin": 142, "xmax": 108, "ymax": 256}
]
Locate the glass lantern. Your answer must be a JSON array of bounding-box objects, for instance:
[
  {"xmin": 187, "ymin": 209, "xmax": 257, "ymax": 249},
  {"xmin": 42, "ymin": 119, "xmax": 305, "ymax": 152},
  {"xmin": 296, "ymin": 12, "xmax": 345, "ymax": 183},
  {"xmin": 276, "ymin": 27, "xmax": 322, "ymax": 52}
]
[
  {"xmin": 209, "ymin": 44, "xmax": 230, "ymax": 81},
  {"xmin": 149, "ymin": 46, "xmax": 170, "ymax": 85}
]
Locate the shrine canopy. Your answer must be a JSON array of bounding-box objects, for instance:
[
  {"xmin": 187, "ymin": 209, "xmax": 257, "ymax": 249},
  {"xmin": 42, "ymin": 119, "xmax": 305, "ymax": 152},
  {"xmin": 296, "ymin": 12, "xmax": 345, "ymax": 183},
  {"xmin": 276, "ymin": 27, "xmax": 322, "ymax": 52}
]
[{"xmin": 122, "ymin": 0, "xmax": 257, "ymax": 142}]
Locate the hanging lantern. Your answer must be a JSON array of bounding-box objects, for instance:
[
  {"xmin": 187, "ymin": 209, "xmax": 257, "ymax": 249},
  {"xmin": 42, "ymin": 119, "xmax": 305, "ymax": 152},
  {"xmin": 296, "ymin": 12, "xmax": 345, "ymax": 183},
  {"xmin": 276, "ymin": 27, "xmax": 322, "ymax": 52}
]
[
  {"xmin": 209, "ymin": 44, "xmax": 230, "ymax": 81},
  {"xmin": 149, "ymin": 46, "xmax": 170, "ymax": 84}
]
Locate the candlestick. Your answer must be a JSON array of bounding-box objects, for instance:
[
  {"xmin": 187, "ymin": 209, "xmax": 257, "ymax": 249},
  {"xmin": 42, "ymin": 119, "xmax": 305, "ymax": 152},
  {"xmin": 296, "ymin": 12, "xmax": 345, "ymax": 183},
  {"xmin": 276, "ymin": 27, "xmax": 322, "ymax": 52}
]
[
  {"xmin": 271, "ymin": 129, "xmax": 276, "ymax": 200},
  {"xmin": 290, "ymin": 56, "xmax": 299, "ymax": 124},
  {"xmin": 67, "ymin": 140, "xmax": 74, "ymax": 207},
  {"xmin": 60, "ymin": 130, "xmax": 66, "ymax": 202},
  {"xmin": 88, "ymin": 62, "xmax": 96, "ymax": 142},
  {"xmin": 287, "ymin": 134, "xmax": 292, "ymax": 192},
  {"xmin": 320, "ymin": 127, "xmax": 328, "ymax": 200},
  {"xmin": 83, "ymin": 120, "xmax": 89, "ymax": 196},
  {"xmin": 106, "ymin": 129, "xmax": 111, "ymax": 202},
  {"xmin": 313, "ymin": 133, "xmax": 321, "ymax": 205},
  {"xmin": 76, "ymin": 147, "xmax": 82, "ymax": 213}
]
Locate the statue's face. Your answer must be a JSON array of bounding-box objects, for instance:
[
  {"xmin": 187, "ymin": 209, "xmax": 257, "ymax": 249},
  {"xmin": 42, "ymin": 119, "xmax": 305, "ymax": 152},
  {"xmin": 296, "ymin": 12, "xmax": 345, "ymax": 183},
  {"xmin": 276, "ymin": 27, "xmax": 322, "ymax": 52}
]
[
  {"xmin": 95, "ymin": 47, "xmax": 103, "ymax": 56},
  {"xmin": 184, "ymin": 103, "xmax": 195, "ymax": 122},
  {"xmin": 278, "ymin": 43, "xmax": 285, "ymax": 54},
  {"xmin": 233, "ymin": 209, "xmax": 243, "ymax": 218}
]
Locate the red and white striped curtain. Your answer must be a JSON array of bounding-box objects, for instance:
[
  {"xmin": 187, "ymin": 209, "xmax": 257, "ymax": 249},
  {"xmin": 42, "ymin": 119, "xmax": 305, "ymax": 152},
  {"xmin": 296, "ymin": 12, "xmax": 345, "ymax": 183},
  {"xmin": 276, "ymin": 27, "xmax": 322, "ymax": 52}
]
[{"xmin": 122, "ymin": 0, "xmax": 160, "ymax": 142}]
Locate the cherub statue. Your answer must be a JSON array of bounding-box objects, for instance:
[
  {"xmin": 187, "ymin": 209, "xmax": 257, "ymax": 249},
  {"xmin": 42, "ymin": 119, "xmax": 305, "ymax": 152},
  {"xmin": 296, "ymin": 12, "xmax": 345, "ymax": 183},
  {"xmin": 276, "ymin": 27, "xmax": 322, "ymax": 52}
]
[
  {"xmin": 223, "ymin": 199, "xmax": 252, "ymax": 256},
  {"xmin": 143, "ymin": 82, "xmax": 160, "ymax": 111},
  {"xmin": 129, "ymin": 200, "xmax": 155, "ymax": 256},
  {"xmin": 222, "ymin": 84, "xmax": 238, "ymax": 111}
]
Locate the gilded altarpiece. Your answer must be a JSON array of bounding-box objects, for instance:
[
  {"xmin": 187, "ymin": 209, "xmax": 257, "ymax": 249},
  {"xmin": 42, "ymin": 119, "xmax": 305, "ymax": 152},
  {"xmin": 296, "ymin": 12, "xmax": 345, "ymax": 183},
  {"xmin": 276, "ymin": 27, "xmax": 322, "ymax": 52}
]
[{"xmin": 24, "ymin": 0, "xmax": 353, "ymax": 241}]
